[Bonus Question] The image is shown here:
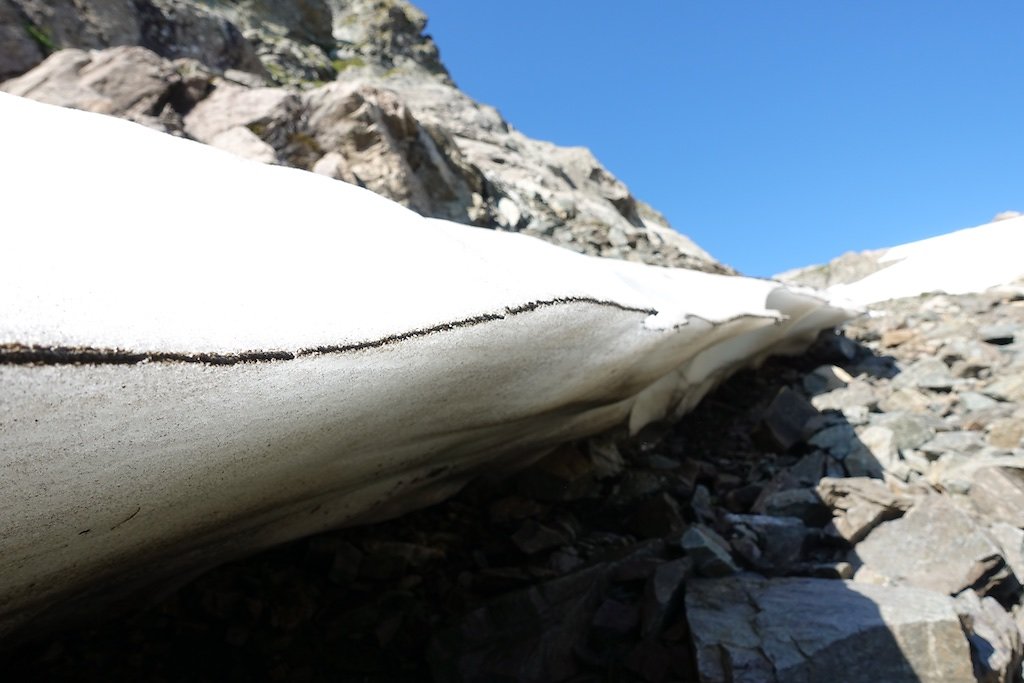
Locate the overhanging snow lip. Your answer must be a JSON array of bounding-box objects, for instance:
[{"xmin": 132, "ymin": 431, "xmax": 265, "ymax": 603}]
[{"xmin": 0, "ymin": 296, "xmax": 662, "ymax": 366}]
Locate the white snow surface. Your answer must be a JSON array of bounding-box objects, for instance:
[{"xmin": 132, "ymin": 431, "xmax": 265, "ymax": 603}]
[
  {"xmin": 0, "ymin": 92, "xmax": 853, "ymax": 637},
  {"xmin": 826, "ymin": 215, "xmax": 1024, "ymax": 306}
]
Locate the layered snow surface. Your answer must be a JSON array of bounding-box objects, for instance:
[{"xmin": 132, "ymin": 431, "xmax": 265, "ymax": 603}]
[
  {"xmin": 0, "ymin": 91, "xmax": 853, "ymax": 638},
  {"xmin": 827, "ymin": 214, "xmax": 1024, "ymax": 306}
]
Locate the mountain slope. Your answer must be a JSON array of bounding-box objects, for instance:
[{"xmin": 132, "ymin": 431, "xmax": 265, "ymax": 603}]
[
  {"xmin": 0, "ymin": 0, "xmax": 725, "ymax": 272},
  {"xmin": 779, "ymin": 213, "xmax": 1024, "ymax": 305}
]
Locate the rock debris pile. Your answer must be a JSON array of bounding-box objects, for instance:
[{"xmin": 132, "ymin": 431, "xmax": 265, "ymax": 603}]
[{"xmin": 5, "ymin": 284, "xmax": 1024, "ymax": 682}]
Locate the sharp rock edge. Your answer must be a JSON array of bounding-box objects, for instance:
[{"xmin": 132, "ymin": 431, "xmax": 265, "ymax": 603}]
[{"xmin": 0, "ymin": 92, "xmax": 854, "ymax": 639}]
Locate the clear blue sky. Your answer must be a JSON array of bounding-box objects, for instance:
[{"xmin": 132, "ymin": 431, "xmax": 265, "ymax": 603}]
[{"xmin": 413, "ymin": 1, "xmax": 1024, "ymax": 277}]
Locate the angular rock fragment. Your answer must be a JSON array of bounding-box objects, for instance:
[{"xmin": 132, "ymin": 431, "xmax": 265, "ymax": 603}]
[
  {"xmin": 756, "ymin": 386, "xmax": 819, "ymax": 451},
  {"xmin": 954, "ymin": 590, "xmax": 1023, "ymax": 683},
  {"xmin": 816, "ymin": 477, "xmax": 913, "ymax": 544},
  {"xmin": 724, "ymin": 514, "xmax": 808, "ymax": 572},
  {"xmin": 852, "ymin": 496, "xmax": 1017, "ymax": 599},
  {"xmin": 641, "ymin": 557, "xmax": 690, "ymax": 636},
  {"xmin": 802, "ymin": 363, "xmax": 853, "ymax": 395},
  {"xmin": 968, "ymin": 466, "xmax": 1024, "ymax": 528},
  {"xmin": 686, "ymin": 575, "xmax": 975, "ymax": 683},
  {"xmin": 894, "ymin": 357, "xmax": 956, "ymax": 392},
  {"xmin": 680, "ymin": 526, "xmax": 739, "ymax": 577},
  {"xmin": 984, "ymin": 375, "xmax": 1024, "ymax": 403}
]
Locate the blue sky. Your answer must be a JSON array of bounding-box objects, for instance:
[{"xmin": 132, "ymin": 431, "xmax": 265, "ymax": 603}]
[{"xmin": 413, "ymin": 1, "xmax": 1024, "ymax": 276}]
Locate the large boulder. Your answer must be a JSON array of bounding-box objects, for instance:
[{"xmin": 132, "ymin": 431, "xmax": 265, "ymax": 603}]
[{"xmin": 686, "ymin": 575, "xmax": 976, "ymax": 683}]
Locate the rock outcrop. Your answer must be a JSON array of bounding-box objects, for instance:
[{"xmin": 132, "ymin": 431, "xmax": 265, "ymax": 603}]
[{"xmin": 0, "ymin": 0, "xmax": 724, "ymax": 272}]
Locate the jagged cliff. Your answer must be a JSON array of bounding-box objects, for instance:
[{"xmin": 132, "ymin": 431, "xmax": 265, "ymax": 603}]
[{"xmin": 0, "ymin": 0, "xmax": 724, "ymax": 272}]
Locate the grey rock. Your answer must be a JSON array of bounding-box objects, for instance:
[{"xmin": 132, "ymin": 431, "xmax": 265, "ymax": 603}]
[
  {"xmin": 429, "ymin": 562, "xmax": 605, "ymax": 682},
  {"xmin": 894, "ymin": 357, "xmax": 956, "ymax": 392},
  {"xmin": 627, "ymin": 492, "xmax": 686, "ymax": 539},
  {"xmin": 756, "ymin": 386, "xmax": 819, "ymax": 452},
  {"xmin": 954, "ymin": 590, "xmax": 1023, "ymax": 683},
  {"xmin": 816, "ymin": 477, "xmax": 913, "ymax": 544},
  {"xmin": 0, "ymin": 0, "xmax": 44, "ymax": 79},
  {"xmin": 808, "ymin": 422, "xmax": 859, "ymax": 459},
  {"xmin": 984, "ymin": 375, "xmax": 1024, "ymax": 403},
  {"xmin": 969, "ymin": 466, "xmax": 1024, "ymax": 529},
  {"xmin": 872, "ymin": 411, "xmax": 938, "ymax": 450},
  {"xmin": 589, "ymin": 597, "xmax": 640, "ymax": 642},
  {"xmin": 686, "ymin": 575, "xmax": 975, "ymax": 683},
  {"xmin": 802, "ymin": 364, "xmax": 853, "ymax": 395},
  {"xmin": 921, "ymin": 430, "xmax": 986, "ymax": 457},
  {"xmin": 641, "ymin": 557, "xmax": 690, "ymax": 636},
  {"xmin": 183, "ymin": 81, "xmax": 300, "ymax": 146},
  {"xmin": 979, "ymin": 323, "xmax": 1019, "ymax": 346},
  {"xmin": 512, "ymin": 445, "xmax": 600, "ymax": 502},
  {"xmin": 511, "ymin": 520, "xmax": 571, "ymax": 556},
  {"xmin": 724, "ymin": 514, "xmax": 807, "ymax": 572},
  {"xmin": 851, "ymin": 425, "xmax": 908, "ymax": 479},
  {"xmin": 879, "ymin": 387, "xmax": 937, "ymax": 414},
  {"xmin": 962, "ymin": 391, "xmax": 1004, "ymax": 413},
  {"xmin": 756, "ymin": 487, "xmax": 830, "ymax": 526},
  {"xmin": 1, "ymin": 46, "xmax": 197, "ymax": 131},
  {"xmin": 988, "ymin": 418, "xmax": 1024, "ymax": 449},
  {"xmin": 853, "ymin": 495, "xmax": 1014, "ymax": 598},
  {"xmin": 429, "ymin": 544, "xmax": 662, "ymax": 683},
  {"xmin": 989, "ymin": 523, "xmax": 1024, "ymax": 586},
  {"xmin": 775, "ymin": 248, "xmax": 891, "ymax": 289},
  {"xmin": 680, "ymin": 525, "xmax": 739, "ymax": 577},
  {"xmin": 810, "ymin": 379, "xmax": 879, "ymax": 412}
]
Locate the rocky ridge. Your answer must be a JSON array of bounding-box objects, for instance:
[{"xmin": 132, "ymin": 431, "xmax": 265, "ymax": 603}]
[
  {"xmin": 6, "ymin": 283, "xmax": 1024, "ymax": 681},
  {"xmin": 0, "ymin": 0, "xmax": 722, "ymax": 272}
]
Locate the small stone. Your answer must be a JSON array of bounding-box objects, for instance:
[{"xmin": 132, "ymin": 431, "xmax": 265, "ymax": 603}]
[
  {"xmin": 756, "ymin": 386, "xmax": 820, "ymax": 452},
  {"xmin": 894, "ymin": 357, "xmax": 956, "ymax": 392},
  {"xmin": 953, "ymin": 590, "xmax": 1023, "ymax": 683},
  {"xmin": 979, "ymin": 323, "xmax": 1018, "ymax": 345},
  {"xmin": 968, "ymin": 466, "xmax": 1024, "ymax": 528},
  {"xmin": 816, "ymin": 477, "xmax": 912, "ymax": 543},
  {"xmin": 809, "ymin": 422, "xmax": 859, "ymax": 458},
  {"xmin": 679, "ymin": 525, "xmax": 739, "ymax": 578},
  {"xmin": 881, "ymin": 328, "xmax": 917, "ymax": 348},
  {"xmin": 586, "ymin": 437, "xmax": 626, "ymax": 479},
  {"xmin": 511, "ymin": 520, "xmax": 572, "ymax": 555},
  {"xmin": 628, "ymin": 492, "xmax": 686, "ymax": 538},
  {"xmin": 757, "ymin": 487, "xmax": 831, "ymax": 526},
  {"xmin": 488, "ymin": 496, "xmax": 548, "ymax": 524},
  {"xmin": 879, "ymin": 387, "xmax": 934, "ymax": 414},
  {"xmin": 589, "ymin": 598, "xmax": 640, "ymax": 642},
  {"xmin": 802, "ymin": 364, "xmax": 853, "ymax": 395},
  {"xmin": 960, "ymin": 391, "xmax": 1002, "ymax": 413},
  {"xmin": 623, "ymin": 640, "xmax": 673, "ymax": 683},
  {"xmin": 988, "ymin": 418, "xmax": 1024, "ymax": 449},
  {"xmin": 871, "ymin": 411, "xmax": 937, "ymax": 450},
  {"xmin": 811, "ymin": 379, "xmax": 879, "ymax": 412},
  {"xmin": 642, "ymin": 557, "xmax": 690, "ymax": 635},
  {"xmin": 984, "ymin": 375, "xmax": 1024, "ymax": 403},
  {"xmin": 724, "ymin": 514, "xmax": 807, "ymax": 572},
  {"xmin": 920, "ymin": 430, "xmax": 986, "ymax": 457},
  {"xmin": 514, "ymin": 444, "xmax": 599, "ymax": 501}
]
